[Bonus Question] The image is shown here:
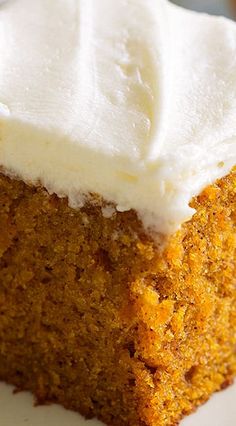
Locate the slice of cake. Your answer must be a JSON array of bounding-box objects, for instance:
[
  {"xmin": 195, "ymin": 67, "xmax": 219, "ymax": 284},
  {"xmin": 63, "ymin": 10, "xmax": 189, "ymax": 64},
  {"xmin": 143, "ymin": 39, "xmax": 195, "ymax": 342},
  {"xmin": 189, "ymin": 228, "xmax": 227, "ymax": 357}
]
[{"xmin": 0, "ymin": 1, "xmax": 236, "ymax": 425}]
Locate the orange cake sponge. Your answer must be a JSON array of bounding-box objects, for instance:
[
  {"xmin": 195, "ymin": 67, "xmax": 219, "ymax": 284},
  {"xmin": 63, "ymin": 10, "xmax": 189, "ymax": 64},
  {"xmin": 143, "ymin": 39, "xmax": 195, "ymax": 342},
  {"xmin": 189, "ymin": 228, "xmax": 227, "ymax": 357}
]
[{"xmin": 0, "ymin": 169, "xmax": 235, "ymax": 425}]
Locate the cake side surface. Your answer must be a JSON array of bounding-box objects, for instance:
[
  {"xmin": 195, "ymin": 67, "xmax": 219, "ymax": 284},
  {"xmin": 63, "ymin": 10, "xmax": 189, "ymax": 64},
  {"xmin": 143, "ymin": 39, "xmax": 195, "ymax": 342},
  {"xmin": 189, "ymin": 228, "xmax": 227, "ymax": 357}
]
[{"xmin": 0, "ymin": 169, "xmax": 235, "ymax": 426}]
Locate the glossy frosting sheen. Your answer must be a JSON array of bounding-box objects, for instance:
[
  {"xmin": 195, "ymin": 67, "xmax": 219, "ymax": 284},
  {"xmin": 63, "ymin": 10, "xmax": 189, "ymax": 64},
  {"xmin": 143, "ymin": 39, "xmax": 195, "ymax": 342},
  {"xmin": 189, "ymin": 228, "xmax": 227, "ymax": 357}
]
[{"xmin": 0, "ymin": 0, "xmax": 236, "ymax": 234}]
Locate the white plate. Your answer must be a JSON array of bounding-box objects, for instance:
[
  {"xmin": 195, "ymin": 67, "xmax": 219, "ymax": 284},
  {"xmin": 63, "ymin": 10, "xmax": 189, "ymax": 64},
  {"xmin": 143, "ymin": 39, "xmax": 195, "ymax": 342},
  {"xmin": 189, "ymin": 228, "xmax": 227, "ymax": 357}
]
[{"xmin": 0, "ymin": 381, "xmax": 235, "ymax": 426}]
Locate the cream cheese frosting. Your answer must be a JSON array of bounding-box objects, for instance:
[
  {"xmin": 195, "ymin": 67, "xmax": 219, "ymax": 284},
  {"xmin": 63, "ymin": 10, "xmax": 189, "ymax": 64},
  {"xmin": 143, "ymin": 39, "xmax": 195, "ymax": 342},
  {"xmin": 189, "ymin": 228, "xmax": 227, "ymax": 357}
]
[{"xmin": 0, "ymin": 0, "xmax": 236, "ymax": 234}]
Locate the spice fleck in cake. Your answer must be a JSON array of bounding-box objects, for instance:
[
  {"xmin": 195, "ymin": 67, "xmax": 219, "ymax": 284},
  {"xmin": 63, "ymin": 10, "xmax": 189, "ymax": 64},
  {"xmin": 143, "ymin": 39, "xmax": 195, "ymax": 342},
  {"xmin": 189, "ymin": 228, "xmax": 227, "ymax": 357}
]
[{"xmin": 0, "ymin": 1, "xmax": 236, "ymax": 425}]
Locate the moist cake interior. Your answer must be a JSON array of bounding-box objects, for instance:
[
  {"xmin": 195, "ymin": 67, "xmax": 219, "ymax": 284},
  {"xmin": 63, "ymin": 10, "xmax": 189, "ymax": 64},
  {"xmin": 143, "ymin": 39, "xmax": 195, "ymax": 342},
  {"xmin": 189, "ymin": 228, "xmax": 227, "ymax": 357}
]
[{"xmin": 0, "ymin": 169, "xmax": 235, "ymax": 425}]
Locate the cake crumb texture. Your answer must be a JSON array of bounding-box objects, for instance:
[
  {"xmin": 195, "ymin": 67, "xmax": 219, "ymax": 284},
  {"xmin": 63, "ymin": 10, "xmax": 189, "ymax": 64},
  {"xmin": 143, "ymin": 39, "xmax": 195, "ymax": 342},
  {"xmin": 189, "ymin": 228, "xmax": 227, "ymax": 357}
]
[{"xmin": 0, "ymin": 169, "xmax": 235, "ymax": 426}]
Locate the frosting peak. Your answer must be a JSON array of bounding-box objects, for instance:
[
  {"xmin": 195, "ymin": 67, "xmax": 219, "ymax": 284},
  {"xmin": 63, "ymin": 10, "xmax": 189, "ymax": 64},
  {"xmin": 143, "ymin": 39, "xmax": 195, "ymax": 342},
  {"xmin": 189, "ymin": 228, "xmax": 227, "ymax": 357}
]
[{"xmin": 0, "ymin": 0, "xmax": 236, "ymax": 234}]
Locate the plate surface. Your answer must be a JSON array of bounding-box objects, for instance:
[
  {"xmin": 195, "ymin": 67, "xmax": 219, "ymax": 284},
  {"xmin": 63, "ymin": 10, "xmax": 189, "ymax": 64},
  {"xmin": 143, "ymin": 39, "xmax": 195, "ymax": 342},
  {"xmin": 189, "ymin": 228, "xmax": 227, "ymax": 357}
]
[{"xmin": 0, "ymin": 381, "xmax": 236, "ymax": 426}]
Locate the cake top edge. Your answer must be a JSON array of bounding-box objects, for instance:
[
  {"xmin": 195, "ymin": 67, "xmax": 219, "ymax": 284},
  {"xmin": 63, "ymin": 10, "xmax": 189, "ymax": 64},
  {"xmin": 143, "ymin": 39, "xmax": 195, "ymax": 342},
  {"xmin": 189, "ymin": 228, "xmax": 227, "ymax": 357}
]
[{"xmin": 0, "ymin": 0, "xmax": 236, "ymax": 234}]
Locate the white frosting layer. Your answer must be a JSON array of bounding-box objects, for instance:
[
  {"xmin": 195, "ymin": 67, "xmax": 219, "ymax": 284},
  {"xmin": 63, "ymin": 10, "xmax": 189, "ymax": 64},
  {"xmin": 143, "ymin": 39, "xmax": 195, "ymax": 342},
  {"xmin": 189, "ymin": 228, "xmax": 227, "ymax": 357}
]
[{"xmin": 0, "ymin": 0, "xmax": 236, "ymax": 234}]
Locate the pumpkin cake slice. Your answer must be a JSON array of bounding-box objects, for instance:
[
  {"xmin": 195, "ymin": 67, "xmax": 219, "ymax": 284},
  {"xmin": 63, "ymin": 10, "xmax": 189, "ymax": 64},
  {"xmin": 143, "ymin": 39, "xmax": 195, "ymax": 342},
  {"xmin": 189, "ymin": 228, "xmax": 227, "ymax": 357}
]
[{"xmin": 0, "ymin": 1, "xmax": 236, "ymax": 425}]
